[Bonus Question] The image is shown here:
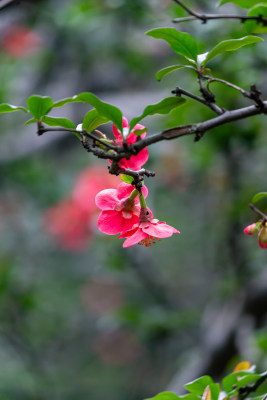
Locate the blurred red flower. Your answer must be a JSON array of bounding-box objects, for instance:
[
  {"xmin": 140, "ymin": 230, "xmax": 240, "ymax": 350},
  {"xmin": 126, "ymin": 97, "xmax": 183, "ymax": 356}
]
[{"xmin": 1, "ymin": 25, "xmax": 42, "ymax": 58}]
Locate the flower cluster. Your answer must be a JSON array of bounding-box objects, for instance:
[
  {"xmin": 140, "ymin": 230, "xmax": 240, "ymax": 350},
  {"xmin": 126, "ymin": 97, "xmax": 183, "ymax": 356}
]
[
  {"xmin": 95, "ymin": 118, "xmax": 180, "ymax": 248},
  {"xmin": 45, "ymin": 118, "xmax": 180, "ymax": 250},
  {"xmin": 244, "ymin": 221, "xmax": 267, "ymax": 249}
]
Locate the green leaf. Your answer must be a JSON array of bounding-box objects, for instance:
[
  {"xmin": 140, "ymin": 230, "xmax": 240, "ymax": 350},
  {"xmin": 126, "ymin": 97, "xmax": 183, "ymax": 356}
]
[
  {"xmin": 121, "ymin": 174, "xmax": 134, "ymax": 184},
  {"xmin": 209, "ymin": 383, "xmax": 220, "ymax": 400},
  {"xmin": 41, "ymin": 116, "xmax": 76, "ymax": 129},
  {"xmin": 53, "ymin": 97, "xmax": 78, "ymax": 108},
  {"xmin": 244, "ymin": 4, "xmax": 267, "ymax": 34},
  {"xmin": 222, "ymin": 371, "xmax": 255, "ymax": 392},
  {"xmin": 146, "ymin": 28, "xmax": 198, "ymax": 62},
  {"xmin": 236, "ymin": 374, "xmax": 262, "ymax": 390},
  {"xmin": 185, "ymin": 376, "xmax": 214, "ymax": 395},
  {"xmin": 251, "ymin": 192, "xmax": 267, "ymax": 203},
  {"xmin": 0, "ymin": 103, "xmax": 27, "ymax": 113},
  {"xmin": 82, "ymin": 109, "xmax": 110, "ymax": 132},
  {"xmin": 219, "ymin": 0, "xmax": 267, "ymax": 8},
  {"xmin": 24, "ymin": 118, "xmax": 36, "ymax": 126},
  {"xmin": 129, "ymin": 97, "xmax": 186, "ymax": 131},
  {"xmin": 75, "ymin": 92, "xmax": 123, "ymax": 132},
  {"xmin": 133, "ymin": 128, "xmax": 147, "ymax": 136},
  {"xmin": 53, "ymin": 93, "xmax": 123, "ymax": 130},
  {"xmin": 145, "ymin": 393, "xmax": 180, "ymax": 400},
  {"xmin": 155, "ymin": 65, "xmax": 195, "ymax": 81},
  {"xmin": 203, "ymin": 36, "xmax": 264, "ymax": 65},
  {"xmin": 26, "ymin": 95, "xmax": 54, "ymax": 119}
]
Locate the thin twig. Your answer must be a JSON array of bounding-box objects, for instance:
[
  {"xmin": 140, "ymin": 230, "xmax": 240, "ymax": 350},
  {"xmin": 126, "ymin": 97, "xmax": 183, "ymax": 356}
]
[
  {"xmin": 172, "ymin": 86, "xmax": 225, "ymax": 115},
  {"xmin": 205, "ymin": 77, "xmax": 266, "ymax": 109},
  {"xmin": 172, "ymin": 0, "xmax": 267, "ymax": 25},
  {"xmin": 249, "ymin": 203, "xmax": 267, "ymax": 223}
]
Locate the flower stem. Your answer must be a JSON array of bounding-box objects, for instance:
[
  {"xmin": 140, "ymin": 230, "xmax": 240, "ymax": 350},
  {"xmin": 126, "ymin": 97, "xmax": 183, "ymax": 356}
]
[
  {"xmin": 129, "ymin": 189, "xmax": 139, "ymax": 202},
  {"xmin": 139, "ymin": 191, "xmax": 147, "ymax": 209}
]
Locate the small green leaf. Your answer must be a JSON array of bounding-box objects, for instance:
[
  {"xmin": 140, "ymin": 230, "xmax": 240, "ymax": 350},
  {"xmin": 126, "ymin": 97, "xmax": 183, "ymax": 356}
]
[
  {"xmin": 244, "ymin": 4, "xmax": 267, "ymax": 34},
  {"xmin": 27, "ymin": 95, "xmax": 53, "ymax": 119},
  {"xmin": 75, "ymin": 92, "xmax": 123, "ymax": 132},
  {"xmin": 129, "ymin": 97, "xmax": 186, "ymax": 131},
  {"xmin": 222, "ymin": 371, "xmax": 254, "ymax": 392},
  {"xmin": 145, "ymin": 393, "xmax": 180, "ymax": 400},
  {"xmin": 0, "ymin": 103, "xmax": 27, "ymax": 113},
  {"xmin": 24, "ymin": 118, "xmax": 36, "ymax": 126},
  {"xmin": 251, "ymin": 192, "xmax": 267, "ymax": 203},
  {"xmin": 219, "ymin": 0, "xmax": 266, "ymax": 8},
  {"xmin": 121, "ymin": 174, "xmax": 134, "ymax": 184},
  {"xmin": 203, "ymin": 36, "xmax": 264, "ymax": 65},
  {"xmin": 54, "ymin": 93, "xmax": 123, "ymax": 131},
  {"xmin": 185, "ymin": 376, "xmax": 214, "ymax": 395},
  {"xmin": 82, "ymin": 109, "xmax": 110, "ymax": 132},
  {"xmin": 41, "ymin": 116, "xmax": 76, "ymax": 129},
  {"xmin": 236, "ymin": 374, "xmax": 262, "ymax": 390},
  {"xmin": 155, "ymin": 65, "xmax": 195, "ymax": 81},
  {"xmin": 133, "ymin": 128, "xmax": 147, "ymax": 136},
  {"xmin": 53, "ymin": 97, "xmax": 78, "ymax": 108},
  {"xmin": 146, "ymin": 28, "xmax": 198, "ymax": 62}
]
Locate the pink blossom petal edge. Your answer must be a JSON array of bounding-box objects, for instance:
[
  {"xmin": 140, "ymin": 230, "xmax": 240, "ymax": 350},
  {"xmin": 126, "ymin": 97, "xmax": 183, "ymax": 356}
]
[{"xmin": 95, "ymin": 189, "xmax": 119, "ymax": 210}]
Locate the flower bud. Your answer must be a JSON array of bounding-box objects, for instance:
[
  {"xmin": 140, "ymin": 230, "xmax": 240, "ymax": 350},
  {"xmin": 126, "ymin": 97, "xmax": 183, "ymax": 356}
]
[
  {"xmin": 244, "ymin": 223, "xmax": 260, "ymax": 235},
  {"xmin": 258, "ymin": 226, "xmax": 267, "ymax": 249}
]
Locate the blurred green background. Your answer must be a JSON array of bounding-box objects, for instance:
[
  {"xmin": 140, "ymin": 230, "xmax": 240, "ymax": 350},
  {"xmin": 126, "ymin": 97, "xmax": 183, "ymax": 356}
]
[{"xmin": 0, "ymin": 0, "xmax": 266, "ymax": 399}]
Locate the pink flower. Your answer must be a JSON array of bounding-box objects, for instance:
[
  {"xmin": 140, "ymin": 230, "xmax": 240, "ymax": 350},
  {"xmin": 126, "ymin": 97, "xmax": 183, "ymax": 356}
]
[
  {"xmin": 95, "ymin": 182, "xmax": 148, "ymax": 235},
  {"xmin": 44, "ymin": 198, "xmax": 92, "ymax": 251},
  {"xmin": 112, "ymin": 117, "xmax": 149, "ymax": 170},
  {"xmin": 118, "ymin": 208, "xmax": 180, "ymax": 248}
]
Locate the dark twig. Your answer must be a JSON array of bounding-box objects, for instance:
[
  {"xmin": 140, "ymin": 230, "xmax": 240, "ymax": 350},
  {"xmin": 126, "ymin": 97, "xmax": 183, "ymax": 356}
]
[
  {"xmin": 197, "ymin": 72, "xmax": 225, "ymax": 115},
  {"xmin": 205, "ymin": 78, "xmax": 266, "ymax": 109},
  {"xmin": 172, "ymin": 86, "xmax": 225, "ymax": 115},
  {"xmin": 108, "ymin": 161, "xmax": 155, "ymax": 189},
  {"xmin": 238, "ymin": 371, "xmax": 267, "ymax": 400},
  {"xmin": 172, "ymin": 0, "xmax": 267, "ymax": 25},
  {"xmin": 249, "ymin": 203, "xmax": 267, "ymax": 223},
  {"xmin": 37, "ymin": 126, "xmax": 117, "ymax": 150}
]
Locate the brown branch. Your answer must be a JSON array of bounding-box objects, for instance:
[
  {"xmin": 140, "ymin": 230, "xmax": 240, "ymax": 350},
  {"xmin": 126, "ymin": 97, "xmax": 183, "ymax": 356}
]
[
  {"xmin": 39, "ymin": 100, "xmax": 267, "ymax": 160},
  {"xmin": 172, "ymin": 0, "xmax": 267, "ymax": 25}
]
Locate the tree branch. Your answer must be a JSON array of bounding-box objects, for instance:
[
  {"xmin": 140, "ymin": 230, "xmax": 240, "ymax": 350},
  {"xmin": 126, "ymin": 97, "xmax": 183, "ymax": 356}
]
[
  {"xmin": 249, "ymin": 203, "xmax": 267, "ymax": 223},
  {"xmin": 172, "ymin": 0, "xmax": 267, "ymax": 25},
  {"xmin": 39, "ymin": 100, "xmax": 267, "ymax": 160}
]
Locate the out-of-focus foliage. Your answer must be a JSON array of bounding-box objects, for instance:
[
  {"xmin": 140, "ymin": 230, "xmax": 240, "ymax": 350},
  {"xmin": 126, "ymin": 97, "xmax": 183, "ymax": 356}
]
[{"xmin": 0, "ymin": 0, "xmax": 266, "ymax": 400}]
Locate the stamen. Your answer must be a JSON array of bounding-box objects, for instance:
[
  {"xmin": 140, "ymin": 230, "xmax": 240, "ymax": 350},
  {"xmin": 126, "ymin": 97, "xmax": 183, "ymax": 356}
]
[{"xmin": 138, "ymin": 235, "xmax": 160, "ymax": 247}]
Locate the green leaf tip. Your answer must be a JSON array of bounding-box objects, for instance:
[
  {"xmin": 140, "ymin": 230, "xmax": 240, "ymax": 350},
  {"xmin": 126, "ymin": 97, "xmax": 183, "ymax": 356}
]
[{"xmin": 146, "ymin": 28, "xmax": 198, "ymax": 62}]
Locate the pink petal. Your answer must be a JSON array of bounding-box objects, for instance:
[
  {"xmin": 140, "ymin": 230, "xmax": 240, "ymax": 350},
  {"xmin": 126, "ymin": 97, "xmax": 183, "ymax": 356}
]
[
  {"xmin": 119, "ymin": 147, "xmax": 149, "ymax": 170},
  {"xmin": 122, "ymin": 228, "xmax": 148, "ymax": 248},
  {"xmin": 95, "ymin": 189, "xmax": 119, "ymax": 210},
  {"xmin": 112, "ymin": 117, "xmax": 129, "ymax": 140},
  {"xmin": 97, "ymin": 210, "xmax": 125, "ymax": 235},
  {"xmin": 117, "ymin": 182, "xmax": 135, "ymax": 200},
  {"xmin": 143, "ymin": 221, "xmax": 180, "ymax": 238},
  {"xmin": 127, "ymin": 123, "xmax": 146, "ymax": 144}
]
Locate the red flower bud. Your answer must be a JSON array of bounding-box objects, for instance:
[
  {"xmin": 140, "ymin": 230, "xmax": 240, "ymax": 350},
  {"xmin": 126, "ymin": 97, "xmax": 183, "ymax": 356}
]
[{"xmin": 244, "ymin": 223, "xmax": 260, "ymax": 235}]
